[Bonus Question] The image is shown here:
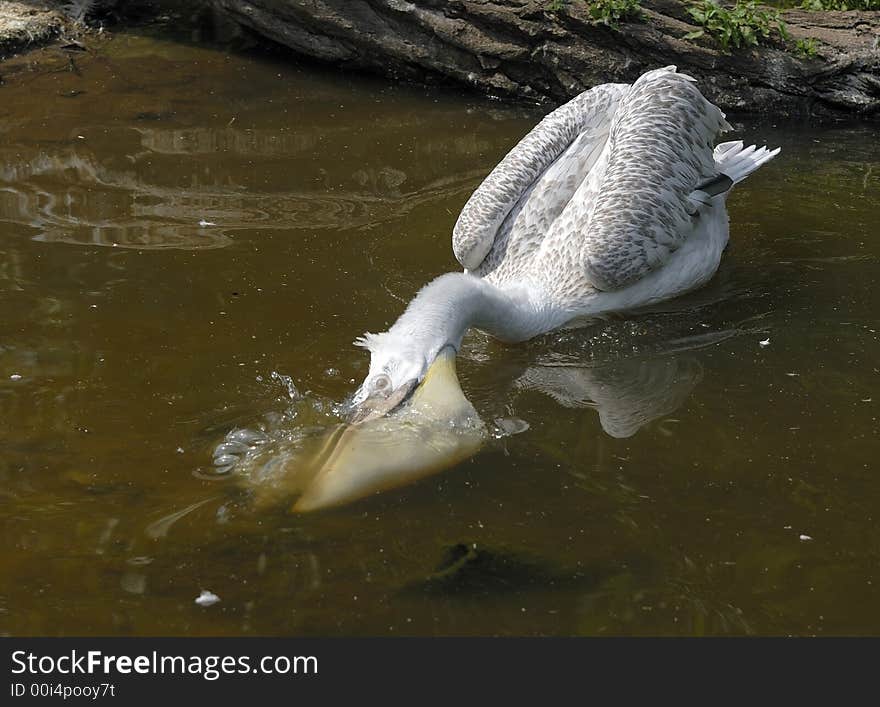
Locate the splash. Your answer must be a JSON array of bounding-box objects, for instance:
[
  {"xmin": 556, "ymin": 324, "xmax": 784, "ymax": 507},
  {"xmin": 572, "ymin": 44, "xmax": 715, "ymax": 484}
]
[
  {"xmin": 205, "ymin": 371, "xmax": 349, "ymax": 508},
  {"xmin": 269, "ymin": 371, "xmax": 301, "ymax": 402}
]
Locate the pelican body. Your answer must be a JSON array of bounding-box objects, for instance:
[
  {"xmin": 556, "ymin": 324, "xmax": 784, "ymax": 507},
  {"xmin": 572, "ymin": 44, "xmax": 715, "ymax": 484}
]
[{"xmin": 301, "ymin": 66, "xmax": 779, "ymax": 510}]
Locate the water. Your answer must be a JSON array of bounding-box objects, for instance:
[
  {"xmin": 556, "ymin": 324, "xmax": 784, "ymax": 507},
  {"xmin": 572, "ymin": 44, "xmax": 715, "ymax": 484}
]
[{"xmin": 1, "ymin": 30, "xmax": 878, "ymax": 636}]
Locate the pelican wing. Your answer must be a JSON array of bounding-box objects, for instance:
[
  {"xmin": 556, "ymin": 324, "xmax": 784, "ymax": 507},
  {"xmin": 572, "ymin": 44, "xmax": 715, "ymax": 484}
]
[
  {"xmin": 452, "ymin": 83, "xmax": 628, "ymax": 271},
  {"xmin": 579, "ymin": 67, "xmax": 730, "ymax": 291}
]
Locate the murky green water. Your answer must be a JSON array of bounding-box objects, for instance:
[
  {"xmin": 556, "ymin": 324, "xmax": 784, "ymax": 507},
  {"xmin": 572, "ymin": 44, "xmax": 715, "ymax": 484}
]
[{"xmin": 1, "ymin": 30, "xmax": 878, "ymax": 636}]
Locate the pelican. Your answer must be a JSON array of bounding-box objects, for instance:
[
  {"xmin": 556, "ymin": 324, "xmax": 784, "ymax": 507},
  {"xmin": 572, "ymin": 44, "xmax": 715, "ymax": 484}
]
[{"xmin": 297, "ymin": 66, "xmax": 780, "ymax": 509}]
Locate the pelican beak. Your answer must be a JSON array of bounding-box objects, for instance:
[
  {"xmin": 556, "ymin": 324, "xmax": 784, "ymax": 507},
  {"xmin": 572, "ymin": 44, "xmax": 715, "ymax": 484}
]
[
  {"xmin": 348, "ymin": 378, "xmax": 418, "ymax": 425},
  {"xmin": 293, "ymin": 346, "xmax": 485, "ymax": 512}
]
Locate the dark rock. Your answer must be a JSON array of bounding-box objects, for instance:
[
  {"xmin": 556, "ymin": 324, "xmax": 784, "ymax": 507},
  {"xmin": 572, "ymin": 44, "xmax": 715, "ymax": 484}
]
[{"xmin": 212, "ymin": 0, "xmax": 880, "ymax": 120}]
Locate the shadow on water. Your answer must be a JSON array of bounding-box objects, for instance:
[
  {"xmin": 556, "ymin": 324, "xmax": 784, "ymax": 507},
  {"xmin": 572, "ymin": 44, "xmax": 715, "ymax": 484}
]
[{"xmin": 0, "ymin": 22, "xmax": 879, "ymax": 635}]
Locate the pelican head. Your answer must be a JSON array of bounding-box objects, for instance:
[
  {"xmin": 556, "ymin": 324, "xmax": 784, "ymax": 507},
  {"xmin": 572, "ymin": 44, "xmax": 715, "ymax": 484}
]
[
  {"xmin": 294, "ymin": 338, "xmax": 483, "ymax": 512},
  {"xmin": 349, "ymin": 331, "xmax": 446, "ymax": 423},
  {"xmin": 346, "ymin": 272, "xmax": 496, "ymax": 422},
  {"xmin": 292, "ymin": 275, "xmax": 498, "ymax": 511}
]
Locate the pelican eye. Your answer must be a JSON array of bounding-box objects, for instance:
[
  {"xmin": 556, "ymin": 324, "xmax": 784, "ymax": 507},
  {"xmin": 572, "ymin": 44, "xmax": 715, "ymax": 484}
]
[{"xmin": 372, "ymin": 374, "xmax": 392, "ymax": 395}]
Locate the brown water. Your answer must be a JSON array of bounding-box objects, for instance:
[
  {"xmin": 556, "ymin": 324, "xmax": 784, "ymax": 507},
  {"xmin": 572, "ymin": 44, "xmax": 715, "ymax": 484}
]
[{"xmin": 1, "ymin": 30, "xmax": 878, "ymax": 636}]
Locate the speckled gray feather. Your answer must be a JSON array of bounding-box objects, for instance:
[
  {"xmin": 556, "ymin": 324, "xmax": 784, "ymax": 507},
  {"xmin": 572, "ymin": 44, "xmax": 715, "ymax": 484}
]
[
  {"xmin": 578, "ymin": 67, "xmax": 729, "ymax": 290},
  {"xmin": 452, "ymin": 82, "xmax": 628, "ymax": 271}
]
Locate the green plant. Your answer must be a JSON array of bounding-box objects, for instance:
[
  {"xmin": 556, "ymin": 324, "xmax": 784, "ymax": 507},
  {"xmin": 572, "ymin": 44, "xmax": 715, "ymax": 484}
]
[
  {"xmin": 546, "ymin": 0, "xmax": 568, "ymax": 11},
  {"xmin": 800, "ymin": 0, "xmax": 878, "ymax": 9},
  {"xmin": 587, "ymin": 0, "xmax": 643, "ymax": 26},
  {"xmin": 685, "ymin": 0, "xmax": 789, "ymax": 51},
  {"xmin": 794, "ymin": 37, "xmax": 819, "ymax": 57}
]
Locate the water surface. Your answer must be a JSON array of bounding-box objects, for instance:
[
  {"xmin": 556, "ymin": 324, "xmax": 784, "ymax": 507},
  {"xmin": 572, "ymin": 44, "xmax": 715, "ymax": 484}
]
[{"xmin": 1, "ymin": 31, "xmax": 878, "ymax": 636}]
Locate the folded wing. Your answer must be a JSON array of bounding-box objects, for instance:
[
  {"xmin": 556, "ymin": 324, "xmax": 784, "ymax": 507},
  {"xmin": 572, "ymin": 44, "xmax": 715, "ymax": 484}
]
[
  {"xmin": 453, "ymin": 82, "xmax": 628, "ymax": 271},
  {"xmin": 580, "ymin": 67, "xmax": 730, "ymax": 291}
]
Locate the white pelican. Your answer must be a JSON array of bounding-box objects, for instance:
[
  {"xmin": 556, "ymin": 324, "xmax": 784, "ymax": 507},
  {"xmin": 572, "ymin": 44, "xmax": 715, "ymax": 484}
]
[
  {"xmin": 296, "ymin": 66, "xmax": 779, "ymax": 510},
  {"xmin": 350, "ymin": 66, "xmax": 778, "ymax": 419}
]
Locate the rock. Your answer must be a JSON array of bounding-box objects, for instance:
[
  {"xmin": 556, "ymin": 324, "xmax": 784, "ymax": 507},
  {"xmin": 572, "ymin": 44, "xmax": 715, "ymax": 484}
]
[
  {"xmin": 0, "ymin": 2, "xmax": 69, "ymax": 56},
  {"xmin": 212, "ymin": 0, "xmax": 880, "ymax": 120}
]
